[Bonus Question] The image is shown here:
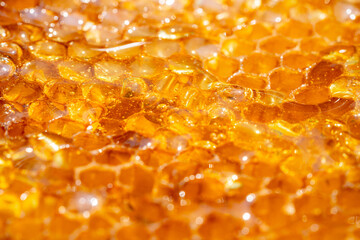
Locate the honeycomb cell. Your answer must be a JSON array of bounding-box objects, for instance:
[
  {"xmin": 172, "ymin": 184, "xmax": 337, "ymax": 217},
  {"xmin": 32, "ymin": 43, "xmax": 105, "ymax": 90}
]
[
  {"xmin": 0, "ymin": 193, "xmax": 21, "ymax": 218},
  {"xmin": 73, "ymin": 132, "xmax": 111, "ymax": 150},
  {"xmin": 42, "ymin": 166, "xmax": 75, "ymax": 193},
  {"xmin": 347, "ymin": 115, "xmax": 360, "ymax": 139},
  {"xmin": 155, "ymin": 220, "xmax": 191, "ymax": 240},
  {"xmin": 68, "ymin": 100, "xmax": 103, "ymax": 124},
  {"xmin": 6, "ymin": 218, "xmax": 43, "ymax": 240},
  {"xmin": 320, "ymin": 44, "xmax": 357, "ymax": 62},
  {"xmin": 65, "ymin": 191, "xmax": 100, "ymax": 214},
  {"xmin": 138, "ymin": 148, "xmax": 174, "ymax": 168},
  {"xmin": 106, "ymin": 41, "xmax": 143, "ymax": 60},
  {"xmin": 125, "ymin": 114, "xmax": 159, "ymax": 137},
  {"xmin": 88, "ymin": 214, "xmax": 113, "ymax": 233},
  {"xmin": 315, "ymin": 18, "xmax": 350, "ymax": 41},
  {"xmin": 319, "ymin": 98, "xmax": 355, "ymax": 118},
  {"xmin": 116, "ymin": 224, "xmax": 150, "ymax": 240},
  {"xmin": 58, "ymin": 11, "xmax": 87, "ymax": 31},
  {"xmin": 184, "ymin": 37, "xmax": 218, "ymax": 59},
  {"xmin": 269, "ymin": 68, "xmax": 304, "ymax": 93},
  {"xmin": 105, "ymin": 98, "xmax": 142, "ymax": 120},
  {"xmin": 177, "ymin": 147, "xmax": 213, "ymax": 163},
  {"xmin": 280, "ymin": 154, "xmax": 312, "ymax": 178},
  {"xmin": 121, "ymin": 77, "xmax": 148, "ymax": 97},
  {"xmin": 98, "ymin": 117, "xmax": 124, "ymax": 135},
  {"xmin": 94, "ymin": 59, "xmax": 128, "ymax": 82},
  {"xmin": 158, "ymin": 24, "xmax": 196, "ymax": 40},
  {"xmin": 119, "ymin": 164, "xmax": 154, "ymax": 196},
  {"xmin": 251, "ymin": 193, "xmax": 289, "ymax": 228},
  {"xmin": 85, "ymin": 24, "xmax": 123, "ymax": 47},
  {"xmin": 333, "ymin": 1, "xmax": 360, "ymax": 23},
  {"xmin": 130, "ymin": 55, "xmax": 166, "ymax": 78},
  {"xmin": 42, "ymin": 0, "xmax": 81, "ymax": 12},
  {"xmin": 180, "ymin": 177, "xmax": 225, "ymax": 202},
  {"xmin": 79, "ymin": 167, "xmax": 116, "ymax": 189},
  {"xmin": 48, "ymin": 214, "xmax": 82, "ymax": 237},
  {"xmin": 21, "ymin": 60, "xmax": 58, "ymax": 84},
  {"xmin": 152, "ymin": 71, "xmax": 181, "ymax": 95},
  {"xmin": 243, "ymin": 52, "xmax": 279, "ymax": 74},
  {"xmin": 234, "ymin": 23, "xmax": 272, "ymax": 40},
  {"xmin": 44, "ymin": 79, "xmax": 81, "ymax": 104},
  {"xmin": 346, "ymin": 167, "xmax": 360, "ymax": 184},
  {"xmin": 228, "ymin": 73, "xmax": 267, "ymax": 89},
  {"xmin": 300, "ymin": 37, "xmax": 328, "ymax": 53},
  {"xmin": 204, "ymin": 56, "xmax": 240, "ymax": 79},
  {"xmin": 221, "ymin": 38, "xmax": 256, "ymax": 57},
  {"xmin": 30, "ymin": 132, "xmax": 69, "ymax": 160},
  {"xmin": 127, "ymin": 198, "xmax": 166, "ymax": 222},
  {"xmin": 267, "ymin": 173, "xmax": 303, "ymax": 193},
  {"xmin": 0, "ymin": 26, "xmax": 10, "ymax": 41},
  {"xmin": 198, "ymin": 212, "xmax": 243, "ymax": 240},
  {"xmin": 277, "ymin": 19, "xmax": 313, "ymax": 38},
  {"xmin": 282, "ymin": 102, "xmax": 319, "ymax": 123},
  {"xmin": 28, "ymin": 100, "xmax": 65, "ymax": 122},
  {"xmin": 144, "ymin": 39, "xmax": 181, "ymax": 58},
  {"xmin": 76, "ymin": 230, "xmax": 110, "ymax": 240},
  {"xmin": 0, "ymin": 42, "xmax": 23, "ymax": 63},
  {"xmin": 168, "ymin": 54, "xmax": 201, "ymax": 75},
  {"xmin": 123, "ymin": 25, "xmax": 158, "ymax": 41},
  {"xmin": 282, "ymin": 52, "xmax": 319, "ymax": 70},
  {"xmin": 293, "ymin": 86, "xmax": 330, "ymax": 105},
  {"xmin": 259, "ymin": 35, "xmax": 297, "ymax": 54},
  {"xmin": 311, "ymin": 170, "xmax": 345, "ymax": 193},
  {"xmin": 243, "ymin": 160, "xmax": 278, "ymax": 177},
  {"xmin": 308, "ymin": 61, "xmax": 344, "ymax": 86},
  {"xmin": 0, "ymin": 8, "xmax": 20, "ymax": 26},
  {"xmin": 20, "ymin": 7, "xmax": 58, "ymax": 28},
  {"xmin": 12, "ymin": 24, "xmax": 44, "ymax": 44},
  {"xmin": 3, "ymin": 81, "xmax": 41, "ymax": 104},
  {"xmin": 94, "ymin": 148, "xmax": 131, "ymax": 165},
  {"xmin": 99, "ymin": 8, "xmax": 136, "ymax": 30},
  {"xmin": 244, "ymin": 103, "xmax": 281, "ymax": 123},
  {"xmin": 68, "ymin": 41, "xmax": 101, "ymax": 61},
  {"xmin": 58, "ymin": 60, "xmax": 93, "ymax": 82},
  {"xmin": 29, "ymin": 40, "xmax": 67, "ymax": 61},
  {"xmin": 0, "ymin": 57, "xmax": 16, "ymax": 80},
  {"xmin": 46, "ymin": 23, "xmax": 82, "ymax": 43},
  {"xmin": 53, "ymin": 147, "xmax": 91, "ymax": 168},
  {"xmin": 81, "ymin": 81, "xmax": 122, "ymax": 104}
]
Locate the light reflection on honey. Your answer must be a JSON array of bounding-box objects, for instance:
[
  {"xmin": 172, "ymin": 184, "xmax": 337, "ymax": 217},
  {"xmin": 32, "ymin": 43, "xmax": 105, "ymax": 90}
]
[{"xmin": 1, "ymin": 0, "xmax": 360, "ymax": 239}]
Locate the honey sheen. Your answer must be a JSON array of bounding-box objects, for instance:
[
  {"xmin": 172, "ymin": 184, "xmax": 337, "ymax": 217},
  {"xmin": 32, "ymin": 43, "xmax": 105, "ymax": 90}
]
[{"xmin": 1, "ymin": 0, "xmax": 360, "ymax": 239}]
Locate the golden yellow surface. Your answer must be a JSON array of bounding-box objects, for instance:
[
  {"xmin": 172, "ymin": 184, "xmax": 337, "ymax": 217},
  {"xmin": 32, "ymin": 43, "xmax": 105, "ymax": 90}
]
[{"xmin": 1, "ymin": 0, "xmax": 360, "ymax": 239}]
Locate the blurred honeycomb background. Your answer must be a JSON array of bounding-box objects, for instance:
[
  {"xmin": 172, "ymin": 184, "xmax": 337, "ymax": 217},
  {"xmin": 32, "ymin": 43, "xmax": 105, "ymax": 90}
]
[{"xmin": 1, "ymin": 0, "xmax": 360, "ymax": 239}]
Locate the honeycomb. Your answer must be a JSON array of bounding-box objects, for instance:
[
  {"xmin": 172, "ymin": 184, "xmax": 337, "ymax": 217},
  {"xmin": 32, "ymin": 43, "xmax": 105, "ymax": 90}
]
[{"xmin": 1, "ymin": 0, "xmax": 360, "ymax": 239}]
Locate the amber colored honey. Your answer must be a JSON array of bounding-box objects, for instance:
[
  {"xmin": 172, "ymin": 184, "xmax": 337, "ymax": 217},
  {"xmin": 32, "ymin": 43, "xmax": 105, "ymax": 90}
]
[{"xmin": 1, "ymin": 0, "xmax": 360, "ymax": 239}]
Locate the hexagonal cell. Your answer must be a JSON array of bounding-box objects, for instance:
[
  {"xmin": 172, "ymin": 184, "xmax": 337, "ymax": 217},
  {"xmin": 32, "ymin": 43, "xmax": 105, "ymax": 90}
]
[
  {"xmin": 259, "ymin": 35, "xmax": 297, "ymax": 54},
  {"xmin": 79, "ymin": 167, "xmax": 116, "ymax": 189},
  {"xmin": 243, "ymin": 52, "xmax": 279, "ymax": 74}
]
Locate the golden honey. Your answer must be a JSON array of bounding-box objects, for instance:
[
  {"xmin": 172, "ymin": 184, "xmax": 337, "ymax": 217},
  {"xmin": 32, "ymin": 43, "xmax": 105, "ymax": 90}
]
[{"xmin": 1, "ymin": 0, "xmax": 360, "ymax": 239}]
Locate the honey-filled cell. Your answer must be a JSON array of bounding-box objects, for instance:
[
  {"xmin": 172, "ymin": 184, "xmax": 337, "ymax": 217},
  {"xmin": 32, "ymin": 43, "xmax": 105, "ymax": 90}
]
[{"xmin": 1, "ymin": 0, "xmax": 360, "ymax": 239}]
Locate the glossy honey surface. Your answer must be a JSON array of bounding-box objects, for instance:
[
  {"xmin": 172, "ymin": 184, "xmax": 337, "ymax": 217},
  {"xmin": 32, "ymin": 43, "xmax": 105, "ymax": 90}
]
[{"xmin": 1, "ymin": 0, "xmax": 360, "ymax": 239}]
